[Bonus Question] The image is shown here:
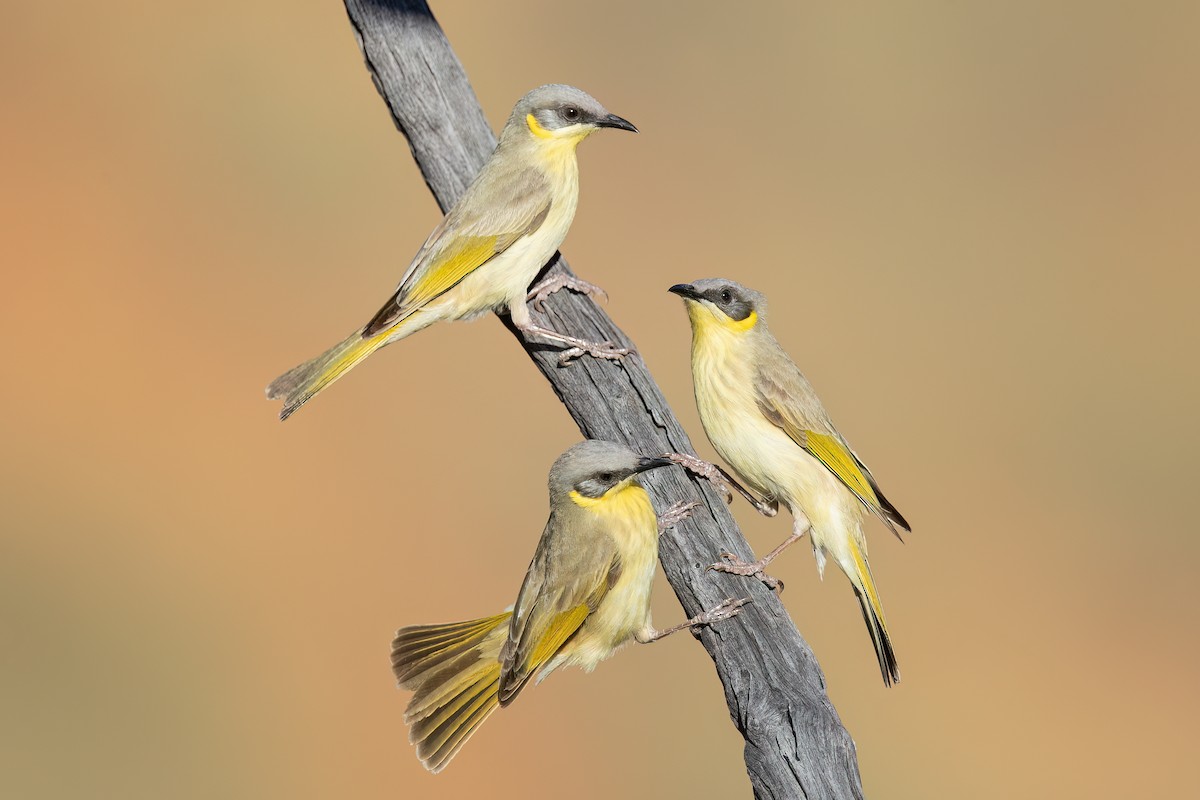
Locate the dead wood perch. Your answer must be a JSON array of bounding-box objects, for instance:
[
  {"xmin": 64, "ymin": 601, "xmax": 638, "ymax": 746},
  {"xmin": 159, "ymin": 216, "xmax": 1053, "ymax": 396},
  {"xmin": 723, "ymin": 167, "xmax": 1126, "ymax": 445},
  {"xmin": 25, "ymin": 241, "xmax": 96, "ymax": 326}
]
[{"xmin": 341, "ymin": 1, "xmax": 867, "ymax": 796}]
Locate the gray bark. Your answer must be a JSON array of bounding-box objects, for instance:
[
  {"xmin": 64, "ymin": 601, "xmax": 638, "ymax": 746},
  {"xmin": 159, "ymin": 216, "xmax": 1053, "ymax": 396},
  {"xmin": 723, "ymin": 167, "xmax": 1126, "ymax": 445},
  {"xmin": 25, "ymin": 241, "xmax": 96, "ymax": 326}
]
[{"xmin": 342, "ymin": 2, "xmax": 866, "ymax": 796}]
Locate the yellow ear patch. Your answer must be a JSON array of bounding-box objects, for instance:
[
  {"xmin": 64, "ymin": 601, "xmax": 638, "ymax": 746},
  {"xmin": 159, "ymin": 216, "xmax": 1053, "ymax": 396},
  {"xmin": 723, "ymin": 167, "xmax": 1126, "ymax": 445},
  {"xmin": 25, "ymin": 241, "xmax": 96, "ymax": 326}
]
[
  {"xmin": 526, "ymin": 113, "xmax": 590, "ymax": 148},
  {"xmin": 568, "ymin": 490, "xmax": 598, "ymax": 508},
  {"xmin": 526, "ymin": 113, "xmax": 554, "ymax": 139}
]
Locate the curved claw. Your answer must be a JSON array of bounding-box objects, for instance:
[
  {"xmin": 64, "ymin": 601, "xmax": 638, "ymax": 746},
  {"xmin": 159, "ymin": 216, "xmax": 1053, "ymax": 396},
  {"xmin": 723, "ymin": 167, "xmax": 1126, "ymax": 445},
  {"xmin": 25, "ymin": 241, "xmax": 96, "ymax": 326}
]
[{"xmin": 705, "ymin": 552, "xmax": 739, "ymax": 573}]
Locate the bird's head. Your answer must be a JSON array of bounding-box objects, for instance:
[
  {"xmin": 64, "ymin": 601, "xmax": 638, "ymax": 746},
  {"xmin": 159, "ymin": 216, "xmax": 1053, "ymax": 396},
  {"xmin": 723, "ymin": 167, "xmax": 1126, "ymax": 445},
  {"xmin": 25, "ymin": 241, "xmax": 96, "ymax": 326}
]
[
  {"xmin": 508, "ymin": 84, "xmax": 637, "ymax": 146},
  {"xmin": 669, "ymin": 279, "xmax": 766, "ymax": 335},
  {"xmin": 549, "ymin": 440, "xmax": 671, "ymax": 510}
]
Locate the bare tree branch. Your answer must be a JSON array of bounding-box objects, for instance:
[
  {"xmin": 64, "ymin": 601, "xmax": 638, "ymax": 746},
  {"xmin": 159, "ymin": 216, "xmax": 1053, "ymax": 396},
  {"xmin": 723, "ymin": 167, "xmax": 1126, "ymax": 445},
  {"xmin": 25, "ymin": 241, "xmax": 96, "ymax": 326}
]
[{"xmin": 342, "ymin": 2, "xmax": 866, "ymax": 796}]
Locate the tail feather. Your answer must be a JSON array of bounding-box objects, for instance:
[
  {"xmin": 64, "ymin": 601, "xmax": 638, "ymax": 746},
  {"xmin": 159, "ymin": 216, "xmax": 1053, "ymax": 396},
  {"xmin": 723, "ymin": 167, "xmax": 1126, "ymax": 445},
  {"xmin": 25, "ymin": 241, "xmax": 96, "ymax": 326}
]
[
  {"xmin": 391, "ymin": 612, "xmax": 512, "ymax": 773},
  {"xmin": 265, "ymin": 327, "xmax": 389, "ymax": 421},
  {"xmin": 392, "ymin": 614, "xmax": 512, "ymax": 685},
  {"xmin": 847, "ymin": 538, "xmax": 900, "ymax": 686},
  {"xmin": 413, "ymin": 671, "xmax": 501, "ymax": 772},
  {"xmin": 405, "ymin": 656, "xmax": 496, "ymax": 723},
  {"xmin": 855, "ymin": 587, "xmax": 900, "ymax": 687},
  {"xmin": 874, "ymin": 486, "xmax": 911, "ymax": 541}
]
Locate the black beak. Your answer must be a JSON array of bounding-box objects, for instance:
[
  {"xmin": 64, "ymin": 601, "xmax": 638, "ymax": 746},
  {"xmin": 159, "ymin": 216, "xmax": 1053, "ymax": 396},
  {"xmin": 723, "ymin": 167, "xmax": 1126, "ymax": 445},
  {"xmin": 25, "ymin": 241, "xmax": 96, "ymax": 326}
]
[
  {"xmin": 668, "ymin": 283, "xmax": 702, "ymax": 301},
  {"xmin": 634, "ymin": 455, "xmax": 674, "ymax": 474},
  {"xmin": 597, "ymin": 113, "xmax": 638, "ymax": 133}
]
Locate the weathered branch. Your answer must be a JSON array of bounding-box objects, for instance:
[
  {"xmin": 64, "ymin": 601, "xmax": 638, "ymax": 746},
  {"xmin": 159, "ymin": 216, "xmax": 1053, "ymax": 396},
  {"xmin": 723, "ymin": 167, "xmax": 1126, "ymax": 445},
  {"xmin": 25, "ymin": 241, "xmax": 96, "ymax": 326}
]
[{"xmin": 342, "ymin": 2, "xmax": 865, "ymax": 796}]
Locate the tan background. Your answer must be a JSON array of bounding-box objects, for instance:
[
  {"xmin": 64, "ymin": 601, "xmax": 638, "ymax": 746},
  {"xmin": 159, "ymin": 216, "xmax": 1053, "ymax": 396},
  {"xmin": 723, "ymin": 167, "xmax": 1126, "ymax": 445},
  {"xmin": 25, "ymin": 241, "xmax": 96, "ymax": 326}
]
[{"xmin": 3, "ymin": 1, "xmax": 1197, "ymax": 797}]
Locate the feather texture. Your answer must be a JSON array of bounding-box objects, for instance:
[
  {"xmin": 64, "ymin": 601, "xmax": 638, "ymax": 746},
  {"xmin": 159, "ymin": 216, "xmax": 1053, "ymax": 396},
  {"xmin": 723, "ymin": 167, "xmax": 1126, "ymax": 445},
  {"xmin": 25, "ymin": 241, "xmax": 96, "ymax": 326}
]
[
  {"xmin": 391, "ymin": 613, "xmax": 511, "ymax": 773},
  {"xmin": 754, "ymin": 351, "xmax": 910, "ymax": 537}
]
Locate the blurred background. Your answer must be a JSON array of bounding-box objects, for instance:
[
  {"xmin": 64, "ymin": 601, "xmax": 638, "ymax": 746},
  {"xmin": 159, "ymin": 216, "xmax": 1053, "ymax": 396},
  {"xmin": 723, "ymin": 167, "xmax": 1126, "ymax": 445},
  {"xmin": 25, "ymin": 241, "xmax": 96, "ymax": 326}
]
[{"xmin": 3, "ymin": 1, "xmax": 1197, "ymax": 797}]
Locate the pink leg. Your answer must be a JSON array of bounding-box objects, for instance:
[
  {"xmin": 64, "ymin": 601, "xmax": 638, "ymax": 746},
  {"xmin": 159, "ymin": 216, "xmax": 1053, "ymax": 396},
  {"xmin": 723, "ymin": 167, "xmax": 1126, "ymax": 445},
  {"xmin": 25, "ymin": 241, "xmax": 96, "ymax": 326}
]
[{"xmin": 709, "ymin": 517, "xmax": 813, "ymax": 594}]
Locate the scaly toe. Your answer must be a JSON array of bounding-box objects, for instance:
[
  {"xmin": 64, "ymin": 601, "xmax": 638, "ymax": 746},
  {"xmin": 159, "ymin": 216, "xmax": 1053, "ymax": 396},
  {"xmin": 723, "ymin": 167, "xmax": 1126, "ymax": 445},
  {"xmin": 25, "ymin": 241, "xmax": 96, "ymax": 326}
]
[
  {"xmin": 691, "ymin": 596, "xmax": 752, "ymax": 631},
  {"xmin": 708, "ymin": 557, "xmax": 784, "ymax": 593},
  {"xmin": 709, "ymin": 554, "xmax": 759, "ymax": 575},
  {"xmin": 657, "ymin": 500, "xmax": 701, "ymax": 535},
  {"xmin": 714, "ymin": 597, "xmax": 751, "ymax": 619},
  {"xmin": 556, "ymin": 347, "xmax": 586, "ymax": 365}
]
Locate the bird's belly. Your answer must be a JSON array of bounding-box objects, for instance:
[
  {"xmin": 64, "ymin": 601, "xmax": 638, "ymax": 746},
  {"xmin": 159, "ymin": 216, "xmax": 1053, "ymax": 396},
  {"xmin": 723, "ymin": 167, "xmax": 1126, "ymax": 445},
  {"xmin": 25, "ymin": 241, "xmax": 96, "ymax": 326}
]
[
  {"xmin": 707, "ymin": 398, "xmax": 863, "ymax": 568},
  {"xmin": 563, "ymin": 535, "xmax": 656, "ymax": 672}
]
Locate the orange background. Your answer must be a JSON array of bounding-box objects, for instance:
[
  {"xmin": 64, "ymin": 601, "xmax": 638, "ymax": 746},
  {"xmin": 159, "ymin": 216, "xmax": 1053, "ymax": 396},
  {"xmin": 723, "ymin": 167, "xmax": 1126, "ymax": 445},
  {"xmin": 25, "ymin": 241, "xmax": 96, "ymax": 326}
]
[{"xmin": 3, "ymin": 2, "xmax": 1197, "ymax": 797}]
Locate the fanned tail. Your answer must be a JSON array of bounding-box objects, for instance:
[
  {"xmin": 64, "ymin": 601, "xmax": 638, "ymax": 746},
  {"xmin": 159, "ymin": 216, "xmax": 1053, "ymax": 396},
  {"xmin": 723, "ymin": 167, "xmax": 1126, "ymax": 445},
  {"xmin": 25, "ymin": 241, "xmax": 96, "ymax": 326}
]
[
  {"xmin": 847, "ymin": 538, "xmax": 900, "ymax": 686},
  {"xmin": 265, "ymin": 327, "xmax": 390, "ymax": 421},
  {"xmin": 391, "ymin": 612, "xmax": 512, "ymax": 773}
]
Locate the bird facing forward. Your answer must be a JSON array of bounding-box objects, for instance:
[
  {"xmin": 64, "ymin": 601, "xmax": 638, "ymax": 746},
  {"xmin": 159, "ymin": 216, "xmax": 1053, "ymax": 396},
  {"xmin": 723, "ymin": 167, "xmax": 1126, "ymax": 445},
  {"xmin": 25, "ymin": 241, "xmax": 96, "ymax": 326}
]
[
  {"xmin": 390, "ymin": 440, "xmax": 746, "ymax": 772},
  {"xmin": 669, "ymin": 279, "xmax": 909, "ymax": 686},
  {"xmin": 267, "ymin": 85, "xmax": 637, "ymax": 420}
]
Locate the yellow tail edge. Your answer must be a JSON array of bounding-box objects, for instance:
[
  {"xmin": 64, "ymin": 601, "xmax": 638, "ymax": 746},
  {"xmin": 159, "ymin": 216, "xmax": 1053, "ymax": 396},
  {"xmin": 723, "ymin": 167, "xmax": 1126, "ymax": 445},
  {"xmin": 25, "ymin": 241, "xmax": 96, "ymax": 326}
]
[
  {"xmin": 848, "ymin": 538, "xmax": 900, "ymax": 686},
  {"xmin": 265, "ymin": 327, "xmax": 390, "ymax": 421}
]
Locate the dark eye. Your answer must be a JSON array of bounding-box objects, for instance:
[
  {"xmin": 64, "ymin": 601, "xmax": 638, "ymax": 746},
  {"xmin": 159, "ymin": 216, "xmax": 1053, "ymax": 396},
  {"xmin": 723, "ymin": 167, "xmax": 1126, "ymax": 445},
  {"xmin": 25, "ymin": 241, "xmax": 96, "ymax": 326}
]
[
  {"xmin": 562, "ymin": 106, "xmax": 581, "ymax": 121},
  {"xmin": 598, "ymin": 472, "xmax": 614, "ymax": 484},
  {"xmin": 720, "ymin": 290, "xmax": 732, "ymax": 304}
]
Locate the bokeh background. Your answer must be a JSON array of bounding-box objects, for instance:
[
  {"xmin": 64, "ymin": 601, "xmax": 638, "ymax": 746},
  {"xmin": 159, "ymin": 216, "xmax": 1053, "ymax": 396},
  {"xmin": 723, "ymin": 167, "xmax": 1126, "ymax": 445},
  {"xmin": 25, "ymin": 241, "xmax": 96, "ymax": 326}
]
[{"xmin": 3, "ymin": 1, "xmax": 1198, "ymax": 797}]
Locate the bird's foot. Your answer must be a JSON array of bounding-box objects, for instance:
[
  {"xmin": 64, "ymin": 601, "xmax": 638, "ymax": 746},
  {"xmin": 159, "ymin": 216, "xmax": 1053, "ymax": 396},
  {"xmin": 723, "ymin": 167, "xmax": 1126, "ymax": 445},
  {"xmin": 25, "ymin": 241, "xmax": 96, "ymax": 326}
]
[
  {"xmin": 527, "ymin": 274, "xmax": 609, "ymax": 312},
  {"xmin": 556, "ymin": 340, "xmax": 634, "ymax": 365},
  {"xmin": 514, "ymin": 320, "xmax": 634, "ymax": 365},
  {"xmin": 708, "ymin": 553, "xmax": 785, "ymax": 594},
  {"xmin": 657, "ymin": 500, "xmax": 700, "ymax": 536},
  {"xmin": 688, "ymin": 597, "xmax": 752, "ymax": 632},
  {"xmin": 663, "ymin": 453, "xmax": 734, "ymax": 504}
]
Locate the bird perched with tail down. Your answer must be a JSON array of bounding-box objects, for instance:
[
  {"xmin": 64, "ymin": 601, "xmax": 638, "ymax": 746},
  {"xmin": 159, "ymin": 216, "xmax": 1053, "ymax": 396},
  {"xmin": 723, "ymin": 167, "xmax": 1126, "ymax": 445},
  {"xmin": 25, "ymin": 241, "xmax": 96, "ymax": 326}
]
[
  {"xmin": 669, "ymin": 279, "xmax": 909, "ymax": 686},
  {"xmin": 266, "ymin": 85, "xmax": 637, "ymax": 420},
  {"xmin": 391, "ymin": 440, "xmax": 747, "ymax": 772}
]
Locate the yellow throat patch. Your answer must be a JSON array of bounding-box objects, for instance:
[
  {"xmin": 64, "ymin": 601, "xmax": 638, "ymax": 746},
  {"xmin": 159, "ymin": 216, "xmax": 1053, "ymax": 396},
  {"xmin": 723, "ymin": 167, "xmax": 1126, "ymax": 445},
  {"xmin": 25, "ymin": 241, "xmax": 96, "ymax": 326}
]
[{"xmin": 687, "ymin": 301, "xmax": 758, "ymax": 336}]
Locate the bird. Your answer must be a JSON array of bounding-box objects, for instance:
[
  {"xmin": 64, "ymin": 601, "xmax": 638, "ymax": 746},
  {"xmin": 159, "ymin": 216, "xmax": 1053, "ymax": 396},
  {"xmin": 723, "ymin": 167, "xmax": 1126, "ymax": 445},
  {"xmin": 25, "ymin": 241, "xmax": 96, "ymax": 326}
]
[
  {"xmin": 390, "ymin": 440, "xmax": 747, "ymax": 772},
  {"xmin": 668, "ymin": 279, "xmax": 909, "ymax": 686},
  {"xmin": 266, "ymin": 84, "xmax": 638, "ymax": 421}
]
